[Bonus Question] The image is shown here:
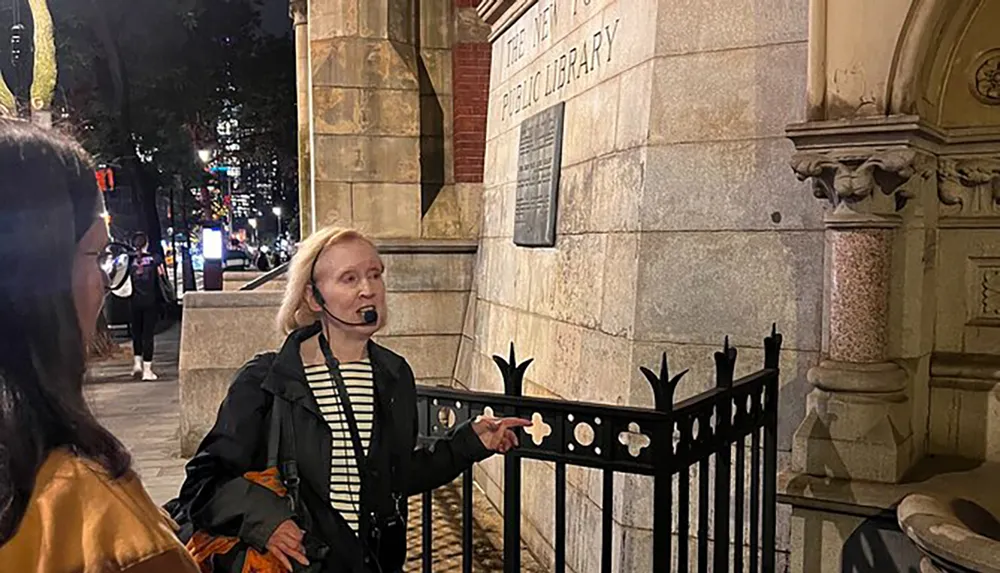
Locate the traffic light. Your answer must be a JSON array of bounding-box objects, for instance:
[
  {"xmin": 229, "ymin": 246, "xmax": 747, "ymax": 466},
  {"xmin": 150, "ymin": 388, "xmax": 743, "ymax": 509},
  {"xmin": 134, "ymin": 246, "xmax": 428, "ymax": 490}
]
[{"xmin": 95, "ymin": 166, "xmax": 115, "ymax": 192}]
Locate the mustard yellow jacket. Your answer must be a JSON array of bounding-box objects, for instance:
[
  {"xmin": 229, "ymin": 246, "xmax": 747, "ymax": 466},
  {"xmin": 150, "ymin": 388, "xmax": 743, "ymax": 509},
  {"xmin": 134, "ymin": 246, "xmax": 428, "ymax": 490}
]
[{"xmin": 0, "ymin": 448, "xmax": 199, "ymax": 573}]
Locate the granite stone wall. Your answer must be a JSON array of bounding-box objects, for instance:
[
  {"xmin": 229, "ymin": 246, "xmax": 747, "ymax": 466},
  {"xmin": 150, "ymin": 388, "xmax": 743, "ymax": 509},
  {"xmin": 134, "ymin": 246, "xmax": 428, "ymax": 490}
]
[{"xmin": 469, "ymin": 0, "xmax": 816, "ymax": 570}]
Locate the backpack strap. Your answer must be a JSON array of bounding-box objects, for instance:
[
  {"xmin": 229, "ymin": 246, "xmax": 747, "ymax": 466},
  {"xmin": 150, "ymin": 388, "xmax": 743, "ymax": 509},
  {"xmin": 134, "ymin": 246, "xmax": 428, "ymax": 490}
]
[{"xmin": 264, "ymin": 358, "xmax": 300, "ymax": 512}]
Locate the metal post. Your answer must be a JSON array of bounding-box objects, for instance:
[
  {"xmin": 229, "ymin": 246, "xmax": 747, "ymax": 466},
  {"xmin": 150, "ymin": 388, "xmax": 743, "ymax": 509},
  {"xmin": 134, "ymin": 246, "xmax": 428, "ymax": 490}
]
[{"xmin": 170, "ymin": 185, "xmax": 178, "ymax": 297}]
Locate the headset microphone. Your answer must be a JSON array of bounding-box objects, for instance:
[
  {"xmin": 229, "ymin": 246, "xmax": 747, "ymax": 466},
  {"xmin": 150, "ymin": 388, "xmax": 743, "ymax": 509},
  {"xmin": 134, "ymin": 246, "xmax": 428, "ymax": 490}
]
[{"xmin": 311, "ymin": 282, "xmax": 378, "ymax": 327}]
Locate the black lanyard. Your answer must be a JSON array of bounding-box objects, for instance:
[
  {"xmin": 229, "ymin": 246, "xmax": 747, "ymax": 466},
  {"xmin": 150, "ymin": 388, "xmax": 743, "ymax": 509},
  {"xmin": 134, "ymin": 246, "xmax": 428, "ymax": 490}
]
[{"xmin": 317, "ymin": 334, "xmax": 369, "ymax": 484}]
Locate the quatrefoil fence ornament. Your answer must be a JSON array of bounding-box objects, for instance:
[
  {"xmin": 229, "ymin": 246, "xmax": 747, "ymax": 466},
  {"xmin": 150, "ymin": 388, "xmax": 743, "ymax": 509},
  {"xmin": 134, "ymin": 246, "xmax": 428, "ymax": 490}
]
[
  {"xmin": 618, "ymin": 422, "xmax": 652, "ymax": 457},
  {"xmin": 640, "ymin": 352, "xmax": 689, "ymax": 414},
  {"xmin": 493, "ymin": 342, "xmax": 533, "ymax": 397},
  {"xmin": 525, "ymin": 412, "xmax": 552, "ymax": 446},
  {"xmin": 475, "ymin": 406, "xmax": 496, "ymax": 425}
]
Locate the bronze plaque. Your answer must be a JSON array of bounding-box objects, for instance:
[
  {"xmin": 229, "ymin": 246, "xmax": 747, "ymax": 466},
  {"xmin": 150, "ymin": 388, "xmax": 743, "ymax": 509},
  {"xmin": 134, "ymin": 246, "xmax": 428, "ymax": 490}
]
[{"xmin": 514, "ymin": 102, "xmax": 565, "ymax": 247}]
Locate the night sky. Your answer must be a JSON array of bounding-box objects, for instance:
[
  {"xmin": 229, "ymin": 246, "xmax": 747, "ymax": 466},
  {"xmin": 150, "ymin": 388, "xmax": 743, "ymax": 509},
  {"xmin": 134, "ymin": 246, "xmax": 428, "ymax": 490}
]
[{"xmin": 261, "ymin": 0, "xmax": 292, "ymax": 37}]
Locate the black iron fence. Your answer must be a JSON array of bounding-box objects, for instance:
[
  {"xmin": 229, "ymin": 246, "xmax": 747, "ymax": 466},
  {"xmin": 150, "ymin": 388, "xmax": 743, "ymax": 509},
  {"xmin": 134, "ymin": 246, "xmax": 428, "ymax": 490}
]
[{"xmin": 413, "ymin": 326, "xmax": 781, "ymax": 573}]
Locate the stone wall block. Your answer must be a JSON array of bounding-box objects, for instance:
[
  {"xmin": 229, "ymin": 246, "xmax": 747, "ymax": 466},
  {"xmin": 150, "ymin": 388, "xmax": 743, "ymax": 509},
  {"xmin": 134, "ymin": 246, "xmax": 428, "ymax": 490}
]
[
  {"xmin": 350, "ymin": 183, "xmax": 421, "ymax": 237},
  {"xmin": 312, "ymin": 38, "xmax": 418, "ymax": 90},
  {"xmin": 591, "ymin": 148, "xmax": 643, "ymax": 232},
  {"xmin": 374, "ymin": 334, "xmax": 460, "ymax": 379},
  {"xmin": 601, "ymin": 232, "xmax": 640, "ymax": 338},
  {"xmin": 551, "ymin": 233, "xmax": 608, "ymax": 328},
  {"xmin": 654, "ymin": 0, "xmax": 807, "ymax": 55},
  {"xmin": 633, "ymin": 231, "xmax": 824, "ymax": 351},
  {"xmin": 419, "ymin": 0, "xmax": 452, "ymax": 48},
  {"xmin": 380, "ymin": 291, "xmax": 468, "ymax": 336},
  {"xmin": 314, "ymin": 87, "xmax": 420, "ymax": 137},
  {"xmin": 314, "ymin": 181, "xmax": 353, "ymax": 227},
  {"xmin": 556, "ymin": 159, "xmax": 596, "ymax": 235},
  {"xmin": 312, "ymin": 0, "xmax": 360, "ymax": 40},
  {"xmin": 562, "ymin": 77, "xmax": 621, "ymax": 167},
  {"xmin": 383, "ymin": 252, "xmax": 474, "ymax": 292},
  {"xmin": 642, "ymin": 139, "xmax": 820, "ymax": 232},
  {"xmin": 615, "ymin": 60, "xmax": 654, "ymax": 151},
  {"xmin": 316, "ymin": 136, "xmax": 421, "ymax": 183},
  {"xmin": 648, "ymin": 44, "xmax": 807, "ymax": 144}
]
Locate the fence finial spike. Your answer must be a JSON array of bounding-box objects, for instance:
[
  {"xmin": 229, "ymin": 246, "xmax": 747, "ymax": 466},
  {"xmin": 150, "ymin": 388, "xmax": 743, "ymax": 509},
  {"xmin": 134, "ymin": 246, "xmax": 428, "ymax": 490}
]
[
  {"xmin": 715, "ymin": 336, "xmax": 738, "ymax": 389},
  {"xmin": 492, "ymin": 342, "xmax": 531, "ymax": 398},
  {"xmin": 764, "ymin": 323, "xmax": 783, "ymax": 369},
  {"xmin": 639, "ymin": 351, "xmax": 688, "ymax": 414}
]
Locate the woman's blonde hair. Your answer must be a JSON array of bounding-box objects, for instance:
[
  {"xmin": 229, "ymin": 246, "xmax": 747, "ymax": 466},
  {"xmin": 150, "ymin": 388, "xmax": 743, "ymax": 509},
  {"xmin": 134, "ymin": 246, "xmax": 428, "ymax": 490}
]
[{"xmin": 276, "ymin": 226, "xmax": 378, "ymax": 335}]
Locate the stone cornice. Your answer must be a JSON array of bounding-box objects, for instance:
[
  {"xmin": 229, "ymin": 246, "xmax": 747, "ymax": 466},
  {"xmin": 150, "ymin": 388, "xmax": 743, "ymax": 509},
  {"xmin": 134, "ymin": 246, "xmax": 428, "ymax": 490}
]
[
  {"xmin": 787, "ymin": 115, "xmax": 944, "ymax": 153},
  {"xmin": 477, "ymin": 0, "xmax": 537, "ymax": 42},
  {"xmin": 787, "ymin": 115, "xmax": 1000, "ymax": 156}
]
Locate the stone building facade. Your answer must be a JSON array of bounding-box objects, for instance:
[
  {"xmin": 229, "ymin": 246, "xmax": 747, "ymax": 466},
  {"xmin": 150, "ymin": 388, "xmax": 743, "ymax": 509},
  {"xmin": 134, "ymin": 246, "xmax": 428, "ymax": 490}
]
[{"xmin": 186, "ymin": 0, "xmax": 1000, "ymax": 571}]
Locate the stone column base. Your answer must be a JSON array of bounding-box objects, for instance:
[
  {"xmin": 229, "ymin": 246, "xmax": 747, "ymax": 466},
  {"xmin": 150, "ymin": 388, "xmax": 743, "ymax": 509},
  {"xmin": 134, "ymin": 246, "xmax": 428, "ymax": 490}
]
[{"xmin": 791, "ymin": 361, "xmax": 915, "ymax": 483}]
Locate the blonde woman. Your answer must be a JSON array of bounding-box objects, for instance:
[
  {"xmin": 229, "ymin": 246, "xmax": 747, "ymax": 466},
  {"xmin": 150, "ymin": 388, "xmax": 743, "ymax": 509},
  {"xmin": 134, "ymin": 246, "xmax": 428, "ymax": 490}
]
[{"xmin": 172, "ymin": 227, "xmax": 530, "ymax": 573}]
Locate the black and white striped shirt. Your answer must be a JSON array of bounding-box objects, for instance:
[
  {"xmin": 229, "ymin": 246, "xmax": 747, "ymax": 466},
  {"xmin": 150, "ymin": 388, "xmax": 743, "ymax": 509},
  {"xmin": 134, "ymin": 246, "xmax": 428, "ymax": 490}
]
[{"xmin": 304, "ymin": 360, "xmax": 375, "ymax": 533}]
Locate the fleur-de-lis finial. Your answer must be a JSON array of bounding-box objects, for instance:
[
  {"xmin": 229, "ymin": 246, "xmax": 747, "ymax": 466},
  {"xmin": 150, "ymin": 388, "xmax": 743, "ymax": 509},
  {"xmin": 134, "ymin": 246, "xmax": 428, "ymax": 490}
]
[
  {"xmin": 715, "ymin": 336, "xmax": 738, "ymax": 389},
  {"xmin": 639, "ymin": 352, "xmax": 688, "ymax": 414},
  {"xmin": 492, "ymin": 342, "xmax": 533, "ymax": 398},
  {"xmin": 764, "ymin": 323, "xmax": 783, "ymax": 369}
]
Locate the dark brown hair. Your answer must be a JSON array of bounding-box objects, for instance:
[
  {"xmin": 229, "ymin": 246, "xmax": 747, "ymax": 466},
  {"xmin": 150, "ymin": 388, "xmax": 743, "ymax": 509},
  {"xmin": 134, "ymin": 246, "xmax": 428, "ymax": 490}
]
[{"xmin": 0, "ymin": 120, "xmax": 131, "ymax": 542}]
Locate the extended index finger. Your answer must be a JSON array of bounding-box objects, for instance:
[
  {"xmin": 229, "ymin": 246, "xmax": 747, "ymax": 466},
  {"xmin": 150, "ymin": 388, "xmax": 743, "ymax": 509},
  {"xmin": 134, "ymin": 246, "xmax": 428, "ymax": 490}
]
[{"xmin": 498, "ymin": 417, "xmax": 533, "ymax": 429}]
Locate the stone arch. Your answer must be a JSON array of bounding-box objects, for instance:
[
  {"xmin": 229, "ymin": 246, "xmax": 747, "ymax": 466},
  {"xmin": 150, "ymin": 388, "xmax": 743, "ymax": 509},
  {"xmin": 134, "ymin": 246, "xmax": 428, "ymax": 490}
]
[{"xmin": 888, "ymin": 0, "xmax": 1000, "ymax": 131}]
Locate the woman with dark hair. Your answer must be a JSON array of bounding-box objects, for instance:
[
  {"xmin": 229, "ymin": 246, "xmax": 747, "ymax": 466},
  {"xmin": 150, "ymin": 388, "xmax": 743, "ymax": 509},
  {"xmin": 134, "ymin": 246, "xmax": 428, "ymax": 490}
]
[
  {"xmin": 0, "ymin": 120, "xmax": 198, "ymax": 572},
  {"xmin": 129, "ymin": 230, "xmax": 165, "ymax": 380}
]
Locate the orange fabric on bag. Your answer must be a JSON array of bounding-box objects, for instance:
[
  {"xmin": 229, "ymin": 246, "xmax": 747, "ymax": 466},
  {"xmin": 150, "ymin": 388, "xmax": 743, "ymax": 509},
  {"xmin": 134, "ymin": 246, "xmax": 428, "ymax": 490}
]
[{"xmin": 184, "ymin": 467, "xmax": 291, "ymax": 573}]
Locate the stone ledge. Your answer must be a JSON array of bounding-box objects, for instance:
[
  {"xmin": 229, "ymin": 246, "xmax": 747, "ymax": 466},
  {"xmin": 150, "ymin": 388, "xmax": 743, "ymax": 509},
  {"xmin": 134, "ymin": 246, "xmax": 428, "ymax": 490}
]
[
  {"xmin": 779, "ymin": 456, "xmax": 1000, "ymax": 518},
  {"xmin": 183, "ymin": 291, "xmax": 285, "ymax": 309},
  {"xmin": 377, "ymin": 239, "xmax": 478, "ymax": 254},
  {"xmin": 931, "ymin": 352, "xmax": 1000, "ymax": 391}
]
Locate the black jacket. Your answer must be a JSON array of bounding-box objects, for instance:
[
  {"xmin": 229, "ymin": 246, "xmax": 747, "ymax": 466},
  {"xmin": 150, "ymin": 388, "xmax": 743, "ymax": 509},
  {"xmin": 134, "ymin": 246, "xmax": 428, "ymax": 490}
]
[{"xmin": 173, "ymin": 323, "xmax": 492, "ymax": 572}]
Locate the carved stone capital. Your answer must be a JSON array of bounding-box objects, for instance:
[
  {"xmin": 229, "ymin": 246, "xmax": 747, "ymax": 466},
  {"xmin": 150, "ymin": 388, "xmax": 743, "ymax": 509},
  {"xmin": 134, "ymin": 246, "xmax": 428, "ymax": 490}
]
[
  {"xmin": 937, "ymin": 156, "xmax": 1000, "ymax": 216},
  {"xmin": 791, "ymin": 149, "xmax": 934, "ymax": 213},
  {"xmin": 289, "ymin": 0, "xmax": 307, "ymax": 26}
]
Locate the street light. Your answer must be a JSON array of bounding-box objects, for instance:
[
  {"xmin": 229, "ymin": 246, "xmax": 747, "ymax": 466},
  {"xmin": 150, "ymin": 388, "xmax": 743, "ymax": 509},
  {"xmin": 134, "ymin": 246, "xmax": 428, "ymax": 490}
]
[
  {"xmin": 272, "ymin": 206, "xmax": 282, "ymax": 241},
  {"xmin": 197, "ymin": 149, "xmax": 212, "ymax": 164}
]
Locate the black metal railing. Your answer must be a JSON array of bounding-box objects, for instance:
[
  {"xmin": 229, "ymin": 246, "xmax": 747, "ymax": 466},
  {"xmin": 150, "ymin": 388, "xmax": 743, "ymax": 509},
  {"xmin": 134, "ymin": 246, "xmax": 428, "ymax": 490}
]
[
  {"xmin": 238, "ymin": 261, "xmax": 291, "ymax": 291},
  {"xmin": 414, "ymin": 326, "xmax": 781, "ymax": 573}
]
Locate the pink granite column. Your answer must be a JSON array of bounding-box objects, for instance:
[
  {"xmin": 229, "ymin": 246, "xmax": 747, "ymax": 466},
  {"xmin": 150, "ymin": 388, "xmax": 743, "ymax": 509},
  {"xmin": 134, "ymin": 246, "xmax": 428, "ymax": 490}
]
[{"xmin": 827, "ymin": 227, "xmax": 893, "ymax": 363}]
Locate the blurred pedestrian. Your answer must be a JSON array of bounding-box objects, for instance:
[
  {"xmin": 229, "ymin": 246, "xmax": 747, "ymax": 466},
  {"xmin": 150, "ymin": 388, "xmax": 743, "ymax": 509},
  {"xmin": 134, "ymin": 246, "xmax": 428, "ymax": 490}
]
[
  {"xmin": 225, "ymin": 238, "xmax": 250, "ymax": 271},
  {"xmin": 0, "ymin": 119, "xmax": 198, "ymax": 572},
  {"xmin": 129, "ymin": 231, "xmax": 164, "ymax": 380}
]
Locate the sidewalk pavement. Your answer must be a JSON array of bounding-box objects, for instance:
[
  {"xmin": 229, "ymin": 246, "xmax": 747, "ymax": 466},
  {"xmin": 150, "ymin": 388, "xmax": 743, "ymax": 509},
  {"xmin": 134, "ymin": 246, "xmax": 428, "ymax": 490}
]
[
  {"xmin": 85, "ymin": 323, "xmax": 187, "ymax": 505},
  {"xmin": 84, "ymin": 321, "xmax": 544, "ymax": 573}
]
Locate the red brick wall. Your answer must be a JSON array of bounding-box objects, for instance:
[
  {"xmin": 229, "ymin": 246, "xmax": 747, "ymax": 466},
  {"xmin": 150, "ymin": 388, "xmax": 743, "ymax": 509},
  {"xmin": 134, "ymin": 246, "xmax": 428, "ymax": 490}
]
[{"xmin": 452, "ymin": 9, "xmax": 491, "ymax": 184}]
